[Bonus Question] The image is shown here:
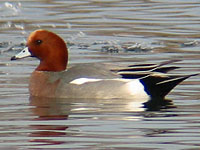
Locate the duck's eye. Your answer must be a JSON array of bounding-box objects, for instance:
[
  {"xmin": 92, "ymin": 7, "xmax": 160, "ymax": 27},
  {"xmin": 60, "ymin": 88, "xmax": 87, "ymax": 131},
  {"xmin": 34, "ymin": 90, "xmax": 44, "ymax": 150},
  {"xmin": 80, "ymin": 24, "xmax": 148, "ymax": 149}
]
[{"xmin": 35, "ymin": 40, "xmax": 42, "ymax": 45}]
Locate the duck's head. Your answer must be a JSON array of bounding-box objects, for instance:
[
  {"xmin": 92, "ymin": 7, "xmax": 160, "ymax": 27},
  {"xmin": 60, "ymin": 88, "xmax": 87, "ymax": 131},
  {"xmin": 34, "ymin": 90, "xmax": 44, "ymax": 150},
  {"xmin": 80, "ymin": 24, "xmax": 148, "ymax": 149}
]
[{"xmin": 11, "ymin": 29, "xmax": 68, "ymax": 72}]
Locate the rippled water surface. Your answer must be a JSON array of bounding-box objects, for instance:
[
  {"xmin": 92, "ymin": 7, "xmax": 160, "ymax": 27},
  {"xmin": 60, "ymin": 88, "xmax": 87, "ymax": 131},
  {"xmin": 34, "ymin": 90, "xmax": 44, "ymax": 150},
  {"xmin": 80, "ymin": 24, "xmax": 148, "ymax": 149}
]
[{"xmin": 1, "ymin": 0, "xmax": 200, "ymax": 149}]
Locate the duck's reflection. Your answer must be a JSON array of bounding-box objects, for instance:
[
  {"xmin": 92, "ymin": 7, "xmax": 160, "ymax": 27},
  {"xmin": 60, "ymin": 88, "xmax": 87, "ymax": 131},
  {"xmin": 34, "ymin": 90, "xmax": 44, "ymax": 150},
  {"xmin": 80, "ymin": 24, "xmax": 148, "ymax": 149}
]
[
  {"xmin": 29, "ymin": 96, "xmax": 70, "ymax": 146},
  {"xmin": 30, "ymin": 96, "xmax": 70, "ymax": 120},
  {"xmin": 28, "ymin": 96, "xmax": 175, "ymax": 146}
]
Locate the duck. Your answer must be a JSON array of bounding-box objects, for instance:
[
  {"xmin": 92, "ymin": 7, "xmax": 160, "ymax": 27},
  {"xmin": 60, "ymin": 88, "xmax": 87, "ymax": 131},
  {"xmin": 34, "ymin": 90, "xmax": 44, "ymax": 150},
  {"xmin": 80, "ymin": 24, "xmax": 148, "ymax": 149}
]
[{"xmin": 10, "ymin": 29, "xmax": 197, "ymax": 101}]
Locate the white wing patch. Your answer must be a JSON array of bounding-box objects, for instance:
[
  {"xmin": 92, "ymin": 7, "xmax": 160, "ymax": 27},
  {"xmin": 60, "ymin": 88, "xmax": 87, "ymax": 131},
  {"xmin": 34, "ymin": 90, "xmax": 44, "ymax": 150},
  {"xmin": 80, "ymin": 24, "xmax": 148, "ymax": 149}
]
[
  {"xmin": 70, "ymin": 78, "xmax": 128, "ymax": 85},
  {"xmin": 70, "ymin": 78, "xmax": 103, "ymax": 85}
]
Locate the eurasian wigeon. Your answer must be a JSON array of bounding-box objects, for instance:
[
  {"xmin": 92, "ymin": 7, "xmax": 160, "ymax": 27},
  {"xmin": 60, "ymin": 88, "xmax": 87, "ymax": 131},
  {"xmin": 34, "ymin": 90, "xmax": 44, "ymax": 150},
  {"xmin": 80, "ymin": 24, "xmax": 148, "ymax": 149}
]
[{"xmin": 11, "ymin": 29, "xmax": 197, "ymax": 100}]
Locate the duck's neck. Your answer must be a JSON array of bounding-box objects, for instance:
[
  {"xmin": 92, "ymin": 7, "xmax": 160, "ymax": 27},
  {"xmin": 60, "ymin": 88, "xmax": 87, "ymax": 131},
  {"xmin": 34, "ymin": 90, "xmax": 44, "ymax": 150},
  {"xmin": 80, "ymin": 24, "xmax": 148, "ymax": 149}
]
[{"xmin": 36, "ymin": 60, "xmax": 67, "ymax": 72}]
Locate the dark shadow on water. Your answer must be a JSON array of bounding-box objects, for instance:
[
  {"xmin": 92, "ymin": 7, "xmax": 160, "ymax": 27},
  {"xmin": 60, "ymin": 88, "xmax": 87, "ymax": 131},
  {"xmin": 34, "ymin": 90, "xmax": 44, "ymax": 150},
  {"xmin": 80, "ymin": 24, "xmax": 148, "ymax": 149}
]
[{"xmin": 143, "ymin": 97, "xmax": 176, "ymax": 111}]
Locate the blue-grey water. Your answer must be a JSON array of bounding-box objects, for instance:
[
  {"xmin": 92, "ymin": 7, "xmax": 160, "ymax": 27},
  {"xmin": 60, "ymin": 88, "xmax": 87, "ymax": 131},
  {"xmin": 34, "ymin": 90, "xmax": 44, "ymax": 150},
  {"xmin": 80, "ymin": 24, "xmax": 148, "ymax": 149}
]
[{"xmin": 1, "ymin": 0, "xmax": 200, "ymax": 149}]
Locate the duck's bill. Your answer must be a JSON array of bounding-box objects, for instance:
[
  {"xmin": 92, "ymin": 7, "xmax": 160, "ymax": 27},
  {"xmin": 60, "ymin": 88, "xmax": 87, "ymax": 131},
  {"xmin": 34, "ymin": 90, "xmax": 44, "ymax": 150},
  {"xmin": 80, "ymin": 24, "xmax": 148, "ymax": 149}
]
[{"xmin": 11, "ymin": 47, "xmax": 31, "ymax": 60}]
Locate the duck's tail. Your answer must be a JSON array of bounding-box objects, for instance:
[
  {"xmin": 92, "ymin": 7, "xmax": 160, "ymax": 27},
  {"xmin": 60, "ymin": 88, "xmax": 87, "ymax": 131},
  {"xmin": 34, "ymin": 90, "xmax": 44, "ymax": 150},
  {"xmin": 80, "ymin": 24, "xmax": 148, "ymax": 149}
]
[
  {"xmin": 118, "ymin": 60, "xmax": 198, "ymax": 98},
  {"xmin": 140, "ymin": 73, "xmax": 198, "ymax": 98}
]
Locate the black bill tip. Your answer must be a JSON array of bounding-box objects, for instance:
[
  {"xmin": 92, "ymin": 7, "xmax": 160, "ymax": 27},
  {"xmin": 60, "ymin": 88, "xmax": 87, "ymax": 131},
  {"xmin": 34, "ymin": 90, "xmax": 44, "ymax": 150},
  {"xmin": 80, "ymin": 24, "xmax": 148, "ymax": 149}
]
[{"xmin": 11, "ymin": 56, "xmax": 17, "ymax": 61}]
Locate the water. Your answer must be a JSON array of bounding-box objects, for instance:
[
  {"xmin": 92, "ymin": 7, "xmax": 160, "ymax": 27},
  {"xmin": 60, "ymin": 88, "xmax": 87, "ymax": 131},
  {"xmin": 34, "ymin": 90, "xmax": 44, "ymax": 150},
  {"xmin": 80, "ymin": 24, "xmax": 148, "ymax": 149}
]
[{"xmin": 1, "ymin": 0, "xmax": 200, "ymax": 149}]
